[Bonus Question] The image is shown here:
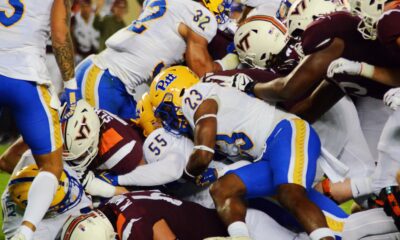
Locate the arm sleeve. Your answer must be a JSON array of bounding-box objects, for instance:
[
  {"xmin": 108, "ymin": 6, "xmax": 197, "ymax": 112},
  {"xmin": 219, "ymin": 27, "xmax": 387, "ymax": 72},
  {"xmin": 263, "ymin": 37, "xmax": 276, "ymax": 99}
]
[{"xmin": 118, "ymin": 151, "xmax": 186, "ymax": 186}]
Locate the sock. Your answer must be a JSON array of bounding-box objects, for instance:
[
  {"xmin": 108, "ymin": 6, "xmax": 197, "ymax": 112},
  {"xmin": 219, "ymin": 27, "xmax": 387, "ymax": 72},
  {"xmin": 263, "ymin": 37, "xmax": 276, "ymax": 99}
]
[
  {"xmin": 227, "ymin": 221, "xmax": 250, "ymax": 237},
  {"xmin": 22, "ymin": 171, "xmax": 58, "ymax": 227},
  {"xmin": 18, "ymin": 225, "xmax": 34, "ymax": 239},
  {"xmin": 351, "ymin": 177, "xmax": 372, "ymax": 198}
]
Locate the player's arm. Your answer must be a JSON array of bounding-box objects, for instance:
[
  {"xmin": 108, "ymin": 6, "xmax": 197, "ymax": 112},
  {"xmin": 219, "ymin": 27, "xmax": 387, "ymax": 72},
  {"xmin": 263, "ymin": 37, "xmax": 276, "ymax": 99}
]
[
  {"xmin": 0, "ymin": 137, "xmax": 29, "ymax": 174},
  {"xmin": 250, "ymin": 38, "xmax": 345, "ymax": 103},
  {"xmin": 185, "ymin": 99, "xmax": 218, "ymax": 177},
  {"xmin": 51, "ymin": 0, "xmax": 75, "ymax": 82},
  {"xmin": 179, "ymin": 23, "xmax": 222, "ymax": 77},
  {"xmin": 327, "ymin": 58, "xmax": 400, "ymax": 87},
  {"xmin": 117, "ymin": 153, "xmax": 186, "ymax": 186},
  {"xmin": 153, "ymin": 219, "xmax": 177, "ymax": 240},
  {"xmin": 289, "ymin": 80, "xmax": 345, "ymax": 123}
]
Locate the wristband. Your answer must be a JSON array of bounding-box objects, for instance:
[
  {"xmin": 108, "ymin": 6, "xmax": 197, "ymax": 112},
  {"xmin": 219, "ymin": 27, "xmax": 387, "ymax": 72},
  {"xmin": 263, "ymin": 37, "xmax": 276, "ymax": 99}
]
[
  {"xmin": 64, "ymin": 78, "xmax": 78, "ymax": 89},
  {"xmin": 193, "ymin": 145, "xmax": 215, "ymax": 154},
  {"xmin": 195, "ymin": 114, "xmax": 217, "ymax": 125},
  {"xmin": 360, "ymin": 62, "xmax": 374, "ymax": 79},
  {"xmin": 244, "ymin": 81, "xmax": 256, "ymax": 94},
  {"xmin": 184, "ymin": 167, "xmax": 196, "ymax": 179},
  {"xmin": 309, "ymin": 227, "xmax": 335, "ymax": 240}
]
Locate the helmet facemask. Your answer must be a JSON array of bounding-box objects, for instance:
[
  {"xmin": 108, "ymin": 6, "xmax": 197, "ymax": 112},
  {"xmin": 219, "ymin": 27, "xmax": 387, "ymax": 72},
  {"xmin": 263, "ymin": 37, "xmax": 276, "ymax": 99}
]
[
  {"xmin": 155, "ymin": 93, "xmax": 190, "ymax": 135},
  {"xmin": 350, "ymin": 0, "xmax": 386, "ymax": 40},
  {"xmin": 202, "ymin": 0, "xmax": 233, "ymax": 24}
]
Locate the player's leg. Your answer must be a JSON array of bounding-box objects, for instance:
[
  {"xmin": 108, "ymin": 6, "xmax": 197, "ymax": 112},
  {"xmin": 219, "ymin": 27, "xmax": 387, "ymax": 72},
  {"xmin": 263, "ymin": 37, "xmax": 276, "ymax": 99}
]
[
  {"xmin": 372, "ymin": 109, "xmax": 400, "ymax": 193},
  {"xmin": 210, "ymin": 161, "xmax": 274, "ymax": 238},
  {"xmin": 343, "ymin": 208, "xmax": 399, "ymax": 240},
  {"xmin": 307, "ymin": 189, "xmax": 348, "ymax": 239},
  {"xmin": 268, "ymin": 118, "xmax": 334, "ymax": 239},
  {"xmin": 5, "ymin": 78, "xmax": 63, "ymax": 238},
  {"xmin": 77, "ymin": 57, "xmax": 136, "ymax": 119}
]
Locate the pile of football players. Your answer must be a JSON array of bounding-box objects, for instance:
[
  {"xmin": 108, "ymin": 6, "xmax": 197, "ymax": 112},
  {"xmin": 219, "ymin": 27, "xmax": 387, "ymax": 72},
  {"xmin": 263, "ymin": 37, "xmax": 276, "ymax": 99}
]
[{"xmin": 1, "ymin": 0, "xmax": 400, "ymax": 239}]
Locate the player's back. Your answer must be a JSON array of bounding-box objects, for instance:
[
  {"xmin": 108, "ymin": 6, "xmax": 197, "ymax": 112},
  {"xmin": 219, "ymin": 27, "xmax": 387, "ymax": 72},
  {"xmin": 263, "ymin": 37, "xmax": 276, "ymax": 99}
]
[
  {"xmin": 100, "ymin": 190, "xmax": 227, "ymax": 240},
  {"xmin": 89, "ymin": 109, "xmax": 143, "ymax": 174},
  {"xmin": 182, "ymin": 83, "xmax": 290, "ymax": 160},
  {"xmin": 94, "ymin": 0, "xmax": 217, "ymax": 91},
  {"xmin": 0, "ymin": 0, "xmax": 53, "ymax": 82}
]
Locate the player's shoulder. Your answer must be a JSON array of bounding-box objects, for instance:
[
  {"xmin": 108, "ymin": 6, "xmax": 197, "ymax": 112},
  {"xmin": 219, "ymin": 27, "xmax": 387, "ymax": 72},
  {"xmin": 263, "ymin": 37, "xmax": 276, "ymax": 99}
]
[
  {"xmin": 302, "ymin": 11, "xmax": 360, "ymax": 54},
  {"xmin": 173, "ymin": 0, "xmax": 218, "ymax": 40},
  {"xmin": 377, "ymin": 6, "xmax": 400, "ymax": 46}
]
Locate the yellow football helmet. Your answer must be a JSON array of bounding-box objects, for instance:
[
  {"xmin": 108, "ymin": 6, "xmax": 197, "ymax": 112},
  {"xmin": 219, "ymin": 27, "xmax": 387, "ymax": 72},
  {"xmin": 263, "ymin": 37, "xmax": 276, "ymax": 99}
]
[
  {"xmin": 133, "ymin": 92, "xmax": 161, "ymax": 137},
  {"xmin": 149, "ymin": 66, "xmax": 200, "ymax": 134},
  {"xmin": 202, "ymin": 0, "xmax": 233, "ymax": 24},
  {"xmin": 8, "ymin": 164, "xmax": 83, "ymax": 217}
]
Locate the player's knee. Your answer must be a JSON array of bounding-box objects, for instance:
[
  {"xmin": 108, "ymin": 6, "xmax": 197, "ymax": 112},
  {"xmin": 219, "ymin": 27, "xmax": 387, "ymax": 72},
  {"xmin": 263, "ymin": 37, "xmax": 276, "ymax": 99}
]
[{"xmin": 210, "ymin": 174, "xmax": 246, "ymax": 203}]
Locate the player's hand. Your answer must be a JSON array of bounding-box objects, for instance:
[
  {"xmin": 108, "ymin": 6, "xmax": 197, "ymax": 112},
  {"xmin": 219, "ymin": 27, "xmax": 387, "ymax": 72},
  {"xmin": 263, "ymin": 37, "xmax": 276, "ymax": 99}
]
[
  {"xmin": 327, "ymin": 58, "xmax": 362, "ymax": 78},
  {"xmin": 10, "ymin": 233, "xmax": 27, "ymax": 240},
  {"xmin": 96, "ymin": 171, "xmax": 119, "ymax": 186},
  {"xmin": 383, "ymin": 87, "xmax": 400, "ymax": 110},
  {"xmin": 11, "ymin": 226, "xmax": 33, "ymax": 240},
  {"xmin": 196, "ymin": 168, "xmax": 218, "ymax": 187},
  {"xmin": 216, "ymin": 53, "xmax": 240, "ymax": 71},
  {"xmin": 60, "ymin": 78, "xmax": 81, "ymax": 121}
]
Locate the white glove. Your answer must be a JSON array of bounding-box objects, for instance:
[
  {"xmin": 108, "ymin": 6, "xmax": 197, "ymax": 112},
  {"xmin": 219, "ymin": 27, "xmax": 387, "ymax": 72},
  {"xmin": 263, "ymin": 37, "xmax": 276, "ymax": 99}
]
[
  {"xmin": 82, "ymin": 170, "xmax": 116, "ymax": 198},
  {"xmin": 202, "ymin": 73, "xmax": 254, "ymax": 92},
  {"xmin": 11, "ymin": 226, "xmax": 33, "ymax": 240},
  {"xmin": 327, "ymin": 58, "xmax": 374, "ymax": 79},
  {"xmin": 384, "ymin": 87, "xmax": 400, "ymax": 110},
  {"xmin": 216, "ymin": 53, "xmax": 240, "ymax": 71}
]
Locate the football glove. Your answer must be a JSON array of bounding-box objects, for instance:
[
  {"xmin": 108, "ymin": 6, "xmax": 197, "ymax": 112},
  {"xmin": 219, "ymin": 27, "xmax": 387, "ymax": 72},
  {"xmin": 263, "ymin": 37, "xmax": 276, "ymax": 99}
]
[
  {"xmin": 11, "ymin": 226, "xmax": 33, "ymax": 240},
  {"xmin": 196, "ymin": 168, "xmax": 218, "ymax": 187},
  {"xmin": 379, "ymin": 186, "xmax": 400, "ymax": 230},
  {"xmin": 97, "ymin": 171, "xmax": 119, "ymax": 186},
  {"xmin": 60, "ymin": 78, "xmax": 81, "ymax": 122},
  {"xmin": 384, "ymin": 87, "xmax": 400, "ymax": 111},
  {"xmin": 327, "ymin": 58, "xmax": 374, "ymax": 79},
  {"xmin": 216, "ymin": 53, "xmax": 240, "ymax": 71}
]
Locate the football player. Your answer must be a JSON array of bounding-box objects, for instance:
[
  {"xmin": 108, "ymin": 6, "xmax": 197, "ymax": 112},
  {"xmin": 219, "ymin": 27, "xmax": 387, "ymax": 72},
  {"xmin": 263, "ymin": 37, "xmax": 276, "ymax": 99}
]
[
  {"xmin": 60, "ymin": 190, "xmax": 311, "ymax": 240},
  {"xmin": 74, "ymin": 0, "xmax": 240, "ymax": 119},
  {"xmin": 149, "ymin": 66, "xmax": 348, "ymax": 240},
  {"xmin": 220, "ymin": 0, "xmax": 400, "ymax": 203},
  {"xmin": 60, "ymin": 100, "xmax": 142, "ymax": 198},
  {"xmin": 2, "ymin": 151, "xmax": 92, "ymax": 240},
  {"xmin": 0, "ymin": 0, "xmax": 80, "ymax": 239},
  {"xmin": 205, "ymin": 13, "xmax": 375, "ymax": 205}
]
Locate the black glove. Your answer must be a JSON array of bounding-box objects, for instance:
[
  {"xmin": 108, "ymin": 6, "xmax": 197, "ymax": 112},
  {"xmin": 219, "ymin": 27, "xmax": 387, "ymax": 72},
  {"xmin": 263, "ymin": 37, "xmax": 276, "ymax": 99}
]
[{"xmin": 379, "ymin": 186, "xmax": 400, "ymax": 230}]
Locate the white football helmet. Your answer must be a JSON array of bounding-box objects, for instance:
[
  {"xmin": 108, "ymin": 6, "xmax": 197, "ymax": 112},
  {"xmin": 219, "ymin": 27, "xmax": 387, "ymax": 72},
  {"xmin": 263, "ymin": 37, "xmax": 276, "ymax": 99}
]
[
  {"xmin": 234, "ymin": 15, "xmax": 288, "ymax": 70},
  {"xmin": 61, "ymin": 210, "xmax": 116, "ymax": 240},
  {"xmin": 350, "ymin": 0, "xmax": 386, "ymax": 40},
  {"xmin": 61, "ymin": 100, "xmax": 101, "ymax": 173},
  {"xmin": 287, "ymin": 0, "xmax": 347, "ymax": 36}
]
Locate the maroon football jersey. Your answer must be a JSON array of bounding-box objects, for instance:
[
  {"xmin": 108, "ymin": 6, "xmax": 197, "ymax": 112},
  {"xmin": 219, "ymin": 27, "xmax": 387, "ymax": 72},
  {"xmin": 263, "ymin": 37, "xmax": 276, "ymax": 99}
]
[
  {"xmin": 100, "ymin": 190, "xmax": 228, "ymax": 240},
  {"xmin": 208, "ymin": 29, "xmax": 234, "ymax": 60},
  {"xmin": 88, "ymin": 109, "xmax": 143, "ymax": 175},
  {"xmin": 301, "ymin": 11, "xmax": 400, "ymax": 99},
  {"xmin": 377, "ymin": 6, "xmax": 400, "ymax": 51}
]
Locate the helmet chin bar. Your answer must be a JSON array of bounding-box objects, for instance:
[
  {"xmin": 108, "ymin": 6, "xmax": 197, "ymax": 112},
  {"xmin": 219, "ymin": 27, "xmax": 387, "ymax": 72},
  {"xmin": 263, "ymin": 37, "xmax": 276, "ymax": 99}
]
[{"xmin": 64, "ymin": 143, "xmax": 99, "ymax": 177}]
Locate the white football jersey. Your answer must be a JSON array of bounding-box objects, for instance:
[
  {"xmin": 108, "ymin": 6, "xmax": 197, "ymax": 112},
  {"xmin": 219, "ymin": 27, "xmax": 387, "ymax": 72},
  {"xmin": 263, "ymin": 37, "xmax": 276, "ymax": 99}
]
[
  {"xmin": 1, "ymin": 151, "xmax": 92, "ymax": 240},
  {"xmin": 93, "ymin": 0, "xmax": 218, "ymax": 92},
  {"xmin": 182, "ymin": 83, "xmax": 285, "ymax": 160},
  {"xmin": 0, "ymin": 0, "xmax": 53, "ymax": 83},
  {"xmin": 144, "ymin": 127, "xmax": 194, "ymax": 164}
]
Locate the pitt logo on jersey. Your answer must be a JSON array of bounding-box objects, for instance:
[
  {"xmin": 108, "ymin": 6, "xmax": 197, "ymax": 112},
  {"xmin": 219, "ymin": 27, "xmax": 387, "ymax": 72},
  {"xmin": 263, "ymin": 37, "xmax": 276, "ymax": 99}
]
[{"xmin": 156, "ymin": 73, "xmax": 177, "ymax": 91}]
